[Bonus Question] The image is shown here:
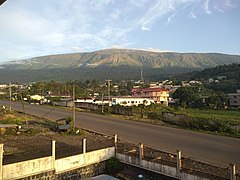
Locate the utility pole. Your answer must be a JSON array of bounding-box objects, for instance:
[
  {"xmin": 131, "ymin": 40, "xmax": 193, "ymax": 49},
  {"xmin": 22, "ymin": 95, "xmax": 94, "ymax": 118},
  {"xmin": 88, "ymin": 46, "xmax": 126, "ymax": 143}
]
[
  {"xmin": 9, "ymin": 82, "xmax": 11, "ymax": 112},
  {"xmin": 17, "ymin": 82, "xmax": 28, "ymax": 126},
  {"xmin": 105, "ymin": 80, "xmax": 111, "ymax": 112},
  {"xmin": 101, "ymin": 92, "xmax": 104, "ymax": 114},
  {"xmin": 72, "ymin": 83, "xmax": 76, "ymax": 132}
]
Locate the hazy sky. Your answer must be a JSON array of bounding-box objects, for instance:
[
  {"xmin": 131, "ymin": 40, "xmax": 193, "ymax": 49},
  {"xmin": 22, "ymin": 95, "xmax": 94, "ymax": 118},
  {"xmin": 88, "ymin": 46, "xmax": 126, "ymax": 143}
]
[{"xmin": 0, "ymin": 0, "xmax": 239, "ymax": 62}]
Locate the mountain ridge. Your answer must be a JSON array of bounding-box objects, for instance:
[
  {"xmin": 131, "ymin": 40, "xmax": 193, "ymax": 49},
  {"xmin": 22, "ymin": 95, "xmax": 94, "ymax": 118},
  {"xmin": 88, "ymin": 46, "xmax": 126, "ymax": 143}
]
[
  {"xmin": 1, "ymin": 49, "xmax": 240, "ymax": 70},
  {"xmin": 1, "ymin": 49, "xmax": 240, "ymax": 82}
]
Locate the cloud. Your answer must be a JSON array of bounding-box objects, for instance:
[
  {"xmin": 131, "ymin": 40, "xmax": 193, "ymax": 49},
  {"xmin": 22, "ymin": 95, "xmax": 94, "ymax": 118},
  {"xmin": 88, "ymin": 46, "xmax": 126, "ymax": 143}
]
[
  {"xmin": 167, "ymin": 13, "xmax": 175, "ymax": 24},
  {"xmin": 139, "ymin": 0, "xmax": 177, "ymax": 31},
  {"xmin": 141, "ymin": 26, "xmax": 151, "ymax": 31},
  {"xmin": 90, "ymin": 0, "xmax": 113, "ymax": 9},
  {"xmin": 213, "ymin": 5, "xmax": 224, "ymax": 13},
  {"xmin": 144, "ymin": 47, "xmax": 171, "ymax": 52},
  {"xmin": 111, "ymin": 42, "xmax": 134, "ymax": 49},
  {"xmin": 190, "ymin": 11, "xmax": 197, "ymax": 19},
  {"xmin": 213, "ymin": 0, "xmax": 236, "ymax": 13},
  {"xmin": 111, "ymin": 45, "xmax": 125, "ymax": 49},
  {"xmin": 116, "ymin": 47, "xmax": 171, "ymax": 53},
  {"xmin": 0, "ymin": 0, "xmax": 239, "ymax": 61},
  {"xmin": 72, "ymin": 47, "xmax": 84, "ymax": 52},
  {"xmin": 0, "ymin": 0, "xmax": 134, "ymax": 60},
  {"xmin": 139, "ymin": 0, "xmax": 201, "ymax": 30},
  {"xmin": 204, "ymin": 0, "xmax": 211, "ymax": 14},
  {"xmin": 127, "ymin": 0, "xmax": 149, "ymax": 8}
]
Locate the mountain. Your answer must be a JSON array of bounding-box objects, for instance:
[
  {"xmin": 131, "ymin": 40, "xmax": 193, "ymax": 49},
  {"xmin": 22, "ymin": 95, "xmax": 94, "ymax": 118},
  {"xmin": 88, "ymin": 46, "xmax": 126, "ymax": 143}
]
[{"xmin": 0, "ymin": 49, "xmax": 240, "ymax": 82}]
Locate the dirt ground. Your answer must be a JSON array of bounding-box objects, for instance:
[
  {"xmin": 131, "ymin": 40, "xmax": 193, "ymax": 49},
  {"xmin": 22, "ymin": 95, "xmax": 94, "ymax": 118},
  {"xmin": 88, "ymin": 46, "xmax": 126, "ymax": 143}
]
[{"xmin": 0, "ymin": 118, "xmax": 115, "ymax": 164}]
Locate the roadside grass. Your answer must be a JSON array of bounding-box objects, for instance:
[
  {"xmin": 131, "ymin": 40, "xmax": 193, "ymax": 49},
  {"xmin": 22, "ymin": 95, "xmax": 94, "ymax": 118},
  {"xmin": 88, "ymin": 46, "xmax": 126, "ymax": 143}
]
[
  {"xmin": 175, "ymin": 108, "xmax": 240, "ymax": 125},
  {"xmin": 0, "ymin": 111, "xmax": 25, "ymax": 125},
  {"xmin": 109, "ymin": 104, "xmax": 240, "ymax": 138}
]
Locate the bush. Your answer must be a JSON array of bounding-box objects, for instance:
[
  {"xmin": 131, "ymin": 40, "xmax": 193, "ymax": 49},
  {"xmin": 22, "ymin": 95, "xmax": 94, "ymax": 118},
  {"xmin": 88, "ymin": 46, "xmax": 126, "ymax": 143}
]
[
  {"xmin": 178, "ymin": 117, "xmax": 233, "ymax": 134},
  {"xmin": 1, "ymin": 118, "xmax": 22, "ymax": 125},
  {"xmin": 147, "ymin": 112, "xmax": 162, "ymax": 120},
  {"xmin": 106, "ymin": 157, "xmax": 123, "ymax": 175}
]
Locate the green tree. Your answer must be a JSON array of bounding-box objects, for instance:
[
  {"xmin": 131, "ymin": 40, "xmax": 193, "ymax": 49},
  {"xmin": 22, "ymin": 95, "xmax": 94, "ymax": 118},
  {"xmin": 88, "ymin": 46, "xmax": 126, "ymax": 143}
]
[
  {"xmin": 205, "ymin": 92, "xmax": 227, "ymax": 109},
  {"xmin": 172, "ymin": 86, "xmax": 198, "ymax": 108}
]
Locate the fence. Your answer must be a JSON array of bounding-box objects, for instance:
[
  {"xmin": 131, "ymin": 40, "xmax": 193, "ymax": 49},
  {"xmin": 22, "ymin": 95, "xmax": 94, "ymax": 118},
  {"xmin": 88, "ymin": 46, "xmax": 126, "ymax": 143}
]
[
  {"xmin": 0, "ymin": 140, "xmax": 115, "ymax": 180},
  {"xmin": 0, "ymin": 134, "xmax": 239, "ymax": 180},
  {"xmin": 114, "ymin": 135, "xmax": 239, "ymax": 180}
]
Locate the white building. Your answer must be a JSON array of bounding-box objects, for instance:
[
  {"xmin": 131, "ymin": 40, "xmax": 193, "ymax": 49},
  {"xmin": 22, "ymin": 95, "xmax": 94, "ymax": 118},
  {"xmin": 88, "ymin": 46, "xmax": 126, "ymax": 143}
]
[{"xmin": 111, "ymin": 96, "xmax": 154, "ymax": 107}]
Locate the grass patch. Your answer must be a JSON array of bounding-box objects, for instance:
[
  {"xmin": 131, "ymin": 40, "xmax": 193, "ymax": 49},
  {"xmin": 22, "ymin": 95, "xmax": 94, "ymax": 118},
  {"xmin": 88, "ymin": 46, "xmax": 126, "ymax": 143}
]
[
  {"xmin": 0, "ymin": 113, "xmax": 24, "ymax": 125},
  {"xmin": 176, "ymin": 109, "xmax": 240, "ymax": 124},
  {"xmin": 121, "ymin": 104, "xmax": 240, "ymax": 137}
]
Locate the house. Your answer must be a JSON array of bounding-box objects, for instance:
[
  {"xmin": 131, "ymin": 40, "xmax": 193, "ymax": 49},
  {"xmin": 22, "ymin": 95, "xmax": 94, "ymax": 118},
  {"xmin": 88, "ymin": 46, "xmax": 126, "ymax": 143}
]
[
  {"xmin": 228, "ymin": 90, "xmax": 240, "ymax": 108},
  {"xmin": 29, "ymin": 95, "xmax": 46, "ymax": 104},
  {"xmin": 111, "ymin": 96, "xmax": 154, "ymax": 107},
  {"xmin": 30, "ymin": 95, "xmax": 44, "ymax": 101},
  {"xmin": 131, "ymin": 88, "xmax": 169, "ymax": 106},
  {"xmin": 0, "ymin": 84, "xmax": 8, "ymax": 89}
]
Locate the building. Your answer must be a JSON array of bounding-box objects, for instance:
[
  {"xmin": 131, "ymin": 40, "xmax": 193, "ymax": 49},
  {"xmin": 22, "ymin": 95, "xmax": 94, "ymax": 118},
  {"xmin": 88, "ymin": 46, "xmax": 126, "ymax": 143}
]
[
  {"xmin": 111, "ymin": 96, "xmax": 154, "ymax": 107},
  {"xmin": 228, "ymin": 90, "xmax": 240, "ymax": 108},
  {"xmin": 131, "ymin": 88, "xmax": 169, "ymax": 106},
  {"xmin": 29, "ymin": 94, "xmax": 46, "ymax": 104}
]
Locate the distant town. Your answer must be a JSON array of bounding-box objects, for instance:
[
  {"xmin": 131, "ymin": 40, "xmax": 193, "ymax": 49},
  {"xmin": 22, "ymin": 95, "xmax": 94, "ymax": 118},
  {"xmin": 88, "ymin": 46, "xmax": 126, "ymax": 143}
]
[{"xmin": 0, "ymin": 77, "xmax": 239, "ymax": 110}]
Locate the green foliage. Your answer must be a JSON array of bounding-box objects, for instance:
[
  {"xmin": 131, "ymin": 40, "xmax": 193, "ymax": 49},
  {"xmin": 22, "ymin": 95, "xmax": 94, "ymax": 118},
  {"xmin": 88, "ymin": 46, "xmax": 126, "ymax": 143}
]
[
  {"xmin": 172, "ymin": 85, "xmax": 227, "ymax": 109},
  {"xmin": 193, "ymin": 63, "xmax": 240, "ymax": 93},
  {"xmin": 178, "ymin": 117, "xmax": 233, "ymax": 133},
  {"xmin": 1, "ymin": 50, "xmax": 240, "ymax": 83},
  {"xmin": 172, "ymin": 85, "xmax": 200, "ymax": 108},
  {"xmin": 134, "ymin": 103, "xmax": 173, "ymax": 120},
  {"xmin": 1, "ymin": 117, "xmax": 22, "ymax": 125},
  {"xmin": 106, "ymin": 157, "xmax": 123, "ymax": 174},
  {"xmin": 26, "ymin": 128, "xmax": 39, "ymax": 136},
  {"xmin": 147, "ymin": 112, "xmax": 163, "ymax": 120},
  {"xmin": 205, "ymin": 92, "xmax": 227, "ymax": 109},
  {"xmin": 194, "ymin": 63, "xmax": 240, "ymax": 81},
  {"xmin": 177, "ymin": 109, "xmax": 240, "ymax": 124}
]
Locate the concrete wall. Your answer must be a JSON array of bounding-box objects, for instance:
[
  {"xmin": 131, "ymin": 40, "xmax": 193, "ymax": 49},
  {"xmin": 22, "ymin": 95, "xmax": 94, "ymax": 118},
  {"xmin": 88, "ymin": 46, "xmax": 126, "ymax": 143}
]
[
  {"xmin": 117, "ymin": 153, "xmax": 217, "ymax": 180},
  {"xmin": 55, "ymin": 147, "xmax": 115, "ymax": 174},
  {"xmin": 162, "ymin": 112, "xmax": 190, "ymax": 125},
  {"xmin": 1, "ymin": 147, "xmax": 114, "ymax": 180},
  {"xmin": 56, "ymin": 161, "xmax": 107, "ymax": 179},
  {"xmin": 181, "ymin": 172, "xmax": 209, "ymax": 180},
  {"xmin": 2, "ymin": 156, "xmax": 53, "ymax": 180},
  {"xmin": 117, "ymin": 153, "xmax": 177, "ymax": 178}
]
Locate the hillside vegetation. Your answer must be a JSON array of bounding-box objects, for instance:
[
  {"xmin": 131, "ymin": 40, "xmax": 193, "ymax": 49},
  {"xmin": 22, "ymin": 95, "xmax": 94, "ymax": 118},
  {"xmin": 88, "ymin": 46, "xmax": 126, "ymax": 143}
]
[
  {"xmin": 193, "ymin": 63, "xmax": 240, "ymax": 80},
  {"xmin": 1, "ymin": 49, "xmax": 240, "ymax": 82},
  {"xmin": 193, "ymin": 63, "xmax": 240, "ymax": 93},
  {"xmin": 2, "ymin": 49, "xmax": 240, "ymax": 70}
]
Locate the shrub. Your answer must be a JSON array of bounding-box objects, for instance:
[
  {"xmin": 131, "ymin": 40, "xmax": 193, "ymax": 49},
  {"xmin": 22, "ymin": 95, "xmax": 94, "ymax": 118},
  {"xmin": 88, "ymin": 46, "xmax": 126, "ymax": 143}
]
[{"xmin": 106, "ymin": 157, "xmax": 123, "ymax": 175}]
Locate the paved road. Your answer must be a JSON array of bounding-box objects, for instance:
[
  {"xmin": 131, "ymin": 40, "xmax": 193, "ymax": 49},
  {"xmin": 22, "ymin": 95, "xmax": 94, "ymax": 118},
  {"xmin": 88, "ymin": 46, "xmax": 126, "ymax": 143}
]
[{"xmin": 1, "ymin": 100, "xmax": 240, "ymax": 170}]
